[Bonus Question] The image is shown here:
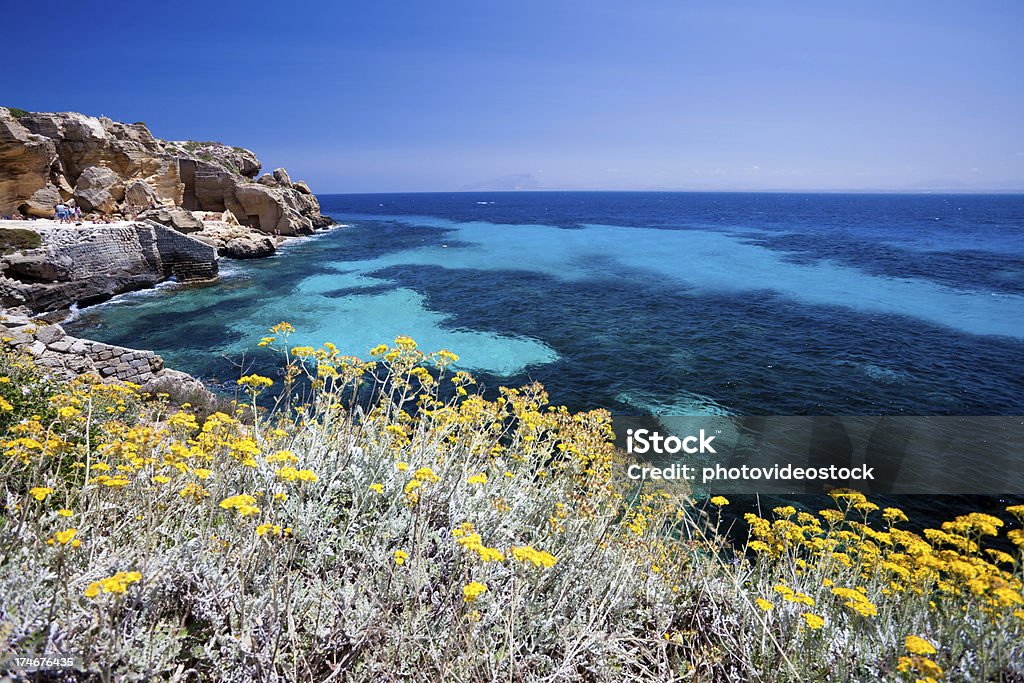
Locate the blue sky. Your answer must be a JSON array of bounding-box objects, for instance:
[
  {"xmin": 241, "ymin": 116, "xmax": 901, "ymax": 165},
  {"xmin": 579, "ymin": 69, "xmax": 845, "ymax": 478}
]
[{"xmin": 4, "ymin": 0, "xmax": 1023, "ymax": 192}]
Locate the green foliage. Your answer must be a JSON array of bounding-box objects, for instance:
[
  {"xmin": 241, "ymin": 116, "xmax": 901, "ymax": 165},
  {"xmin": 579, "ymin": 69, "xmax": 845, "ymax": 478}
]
[
  {"xmin": 4, "ymin": 107, "xmax": 30, "ymax": 119},
  {"xmin": 0, "ymin": 228, "xmax": 43, "ymax": 255},
  {"xmin": 179, "ymin": 140, "xmax": 222, "ymax": 152}
]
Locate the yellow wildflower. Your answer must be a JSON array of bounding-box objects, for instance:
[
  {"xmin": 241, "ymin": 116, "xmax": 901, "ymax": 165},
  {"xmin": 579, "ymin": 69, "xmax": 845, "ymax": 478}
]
[
  {"xmin": 800, "ymin": 612, "xmax": 824, "ymax": 629},
  {"xmin": 84, "ymin": 571, "xmax": 142, "ymax": 598},
  {"xmin": 219, "ymin": 494, "xmax": 260, "ymax": 517},
  {"xmin": 883, "ymin": 507, "xmax": 909, "ymax": 523},
  {"xmin": 256, "ymin": 523, "xmax": 283, "ymax": 537},
  {"xmin": 53, "ymin": 528, "xmax": 78, "ymax": 545},
  {"xmin": 29, "ymin": 486, "xmax": 53, "ymax": 501},
  {"xmin": 237, "ymin": 374, "xmax": 274, "ymax": 389},
  {"xmin": 413, "ymin": 467, "xmax": 440, "ymax": 483},
  {"xmin": 510, "ymin": 545, "xmax": 557, "ymax": 568},
  {"xmin": 463, "ymin": 581, "xmax": 488, "ymax": 602}
]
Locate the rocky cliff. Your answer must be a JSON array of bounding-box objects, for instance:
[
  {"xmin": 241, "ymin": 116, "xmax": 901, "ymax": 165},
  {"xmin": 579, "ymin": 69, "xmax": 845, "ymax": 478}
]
[
  {"xmin": 0, "ymin": 219, "xmax": 218, "ymax": 313},
  {"xmin": 0, "ymin": 107, "xmax": 332, "ymax": 396},
  {"xmin": 0, "ymin": 107, "xmax": 331, "ymax": 235}
]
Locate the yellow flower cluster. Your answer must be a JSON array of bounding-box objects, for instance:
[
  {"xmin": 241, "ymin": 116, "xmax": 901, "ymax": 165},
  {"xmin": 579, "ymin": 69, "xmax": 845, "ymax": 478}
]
[
  {"xmin": 46, "ymin": 528, "xmax": 80, "ymax": 547},
  {"xmin": 774, "ymin": 583, "xmax": 815, "ymax": 606},
  {"xmin": 452, "ymin": 523, "xmax": 505, "ymax": 563},
  {"xmin": 84, "ymin": 571, "xmax": 142, "ymax": 598},
  {"xmin": 219, "ymin": 494, "xmax": 260, "ymax": 517},
  {"xmin": 831, "ymin": 586, "xmax": 878, "ymax": 618},
  {"xmin": 275, "ymin": 466, "xmax": 317, "ymax": 483},
  {"xmin": 236, "ymin": 374, "xmax": 273, "ymax": 389},
  {"xmin": 743, "ymin": 492, "xmax": 1024, "ymax": 622},
  {"xmin": 462, "ymin": 581, "xmax": 487, "ymax": 602},
  {"xmin": 403, "ymin": 466, "xmax": 441, "ymax": 505},
  {"xmin": 29, "ymin": 486, "xmax": 53, "ymax": 501},
  {"xmin": 510, "ymin": 545, "xmax": 558, "ymax": 569},
  {"xmin": 256, "ymin": 522, "xmax": 288, "ymax": 538},
  {"xmin": 800, "ymin": 612, "xmax": 824, "ymax": 629}
]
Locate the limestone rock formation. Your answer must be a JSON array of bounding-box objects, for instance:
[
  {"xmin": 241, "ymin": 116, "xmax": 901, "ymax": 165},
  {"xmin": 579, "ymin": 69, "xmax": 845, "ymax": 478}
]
[
  {"xmin": 224, "ymin": 235, "xmax": 276, "ymax": 259},
  {"xmin": 0, "ymin": 219, "xmax": 217, "ymax": 313},
  {"xmin": 124, "ymin": 179, "xmax": 158, "ymax": 209},
  {"xmin": 164, "ymin": 140, "xmax": 261, "ymax": 178},
  {"xmin": 139, "ymin": 206, "xmax": 203, "ymax": 233},
  {"xmin": 193, "ymin": 220, "xmax": 277, "ymax": 259},
  {"xmin": 273, "ymin": 167, "xmax": 292, "ymax": 186},
  {"xmin": 0, "ymin": 107, "xmax": 332, "ymax": 234},
  {"xmin": 13, "ymin": 111, "xmax": 183, "ymax": 210},
  {"xmin": 0, "ymin": 110, "xmax": 59, "ymax": 217},
  {"xmin": 73, "ymin": 166, "xmax": 124, "ymax": 213}
]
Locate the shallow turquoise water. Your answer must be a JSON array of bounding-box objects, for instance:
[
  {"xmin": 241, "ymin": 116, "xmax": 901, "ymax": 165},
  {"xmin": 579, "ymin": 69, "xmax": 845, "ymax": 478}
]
[{"xmin": 66, "ymin": 192, "xmax": 1024, "ymax": 417}]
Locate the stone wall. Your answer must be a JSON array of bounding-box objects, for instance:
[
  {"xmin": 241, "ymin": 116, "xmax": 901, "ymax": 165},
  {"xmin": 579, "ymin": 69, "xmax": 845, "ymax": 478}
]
[
  {"xmin": 2, "ymin": 317, "xmax": 163, "ymax": 383},
  {"xmin": 0, "ymin": 220, "xmax": 217, "ymax": 313},
  {"xmin": 143, "ymin": 220, "xmax": 219, "ymax": 281},
  {"xmin": 1, "ymin": 314, "xmax": 215, "ymax": 413}
]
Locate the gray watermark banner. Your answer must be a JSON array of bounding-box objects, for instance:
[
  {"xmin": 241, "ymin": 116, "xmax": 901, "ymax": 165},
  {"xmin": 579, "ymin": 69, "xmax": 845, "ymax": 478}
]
[{"xmin": 613, "ymin": 416, "xmax": 1024, "ymax": 494}]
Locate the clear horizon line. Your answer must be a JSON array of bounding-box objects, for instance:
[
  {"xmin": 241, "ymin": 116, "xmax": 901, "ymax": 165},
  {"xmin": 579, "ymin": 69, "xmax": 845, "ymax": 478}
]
[{"xmin": 313, "ymin": 187, "xmax": 1024, "ymax": 196}]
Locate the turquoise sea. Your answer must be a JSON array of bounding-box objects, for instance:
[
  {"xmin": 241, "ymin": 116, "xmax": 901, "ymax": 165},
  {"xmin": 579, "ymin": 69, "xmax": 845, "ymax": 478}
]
[
  {"xmin": 66, "ymin": 192, "xmax": 1024, "ymax": 418},
  {"xmin": 64, "ymin": 192, "xmax": 1024, "ymax": 524}
]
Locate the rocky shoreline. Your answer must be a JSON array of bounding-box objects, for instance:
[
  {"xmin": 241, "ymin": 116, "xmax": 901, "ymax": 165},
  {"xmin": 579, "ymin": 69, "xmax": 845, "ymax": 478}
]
[{"xmin": 0, "ymin": 106, "xmax": 335, "ymax": 397}]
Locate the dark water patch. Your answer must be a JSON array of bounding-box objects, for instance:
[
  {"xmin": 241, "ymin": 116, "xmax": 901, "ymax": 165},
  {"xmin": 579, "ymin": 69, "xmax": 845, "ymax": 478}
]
[
  {"xmin": 320, "ymin": 283, "xmax": 398, "ymax": 298},
  {"xmin": 370, "ymin": 263, "xmax": 1024, "ymax": 416}
]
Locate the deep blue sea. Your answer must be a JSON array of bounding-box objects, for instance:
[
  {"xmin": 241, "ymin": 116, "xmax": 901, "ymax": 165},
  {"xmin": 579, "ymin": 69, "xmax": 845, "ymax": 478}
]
[{"xmin": 66, "ymin": 192, "xmax": 1024, "ymax": 418}]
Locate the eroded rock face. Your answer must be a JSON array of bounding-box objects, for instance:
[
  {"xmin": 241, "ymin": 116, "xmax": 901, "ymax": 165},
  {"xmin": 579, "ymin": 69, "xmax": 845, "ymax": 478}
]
[
  {"xmin": 192, "ymin": 220, "xmax": 278, "ymax": 258},
  {"xmin": 0, "ymin": 107, "xmax": 331, "ymax": 233},
  {"xmin": 124, "ymin": 179, "xmax": 158, "ymax": 209},
  {"xmin": 224, "ymin": 235, "xmax": 276, "ymax": 259},
  {"xmin": 139, "ymin": 206, "xmax": 203, "ymax": 233},
  {"xmin": 15, "ymin": 111, "xmax": 183, "ymax": 209},
  {"xmin": 164, "ymin": 141, "xmax": 261, "ymax": 178},
  {"xmin": 0, "ymin": 220, "xmax": 217, "ymax": 313},
  {"xmin": 184, "ymin": 159, "xmax": 324, "ymax": 235},
  {"xmin": 0, "ymin": 111, "xmax": 59, "ymax": 217},
  {"xmin": 74, "ymin": 166, "xmax": 125, "ymax": 213}
]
